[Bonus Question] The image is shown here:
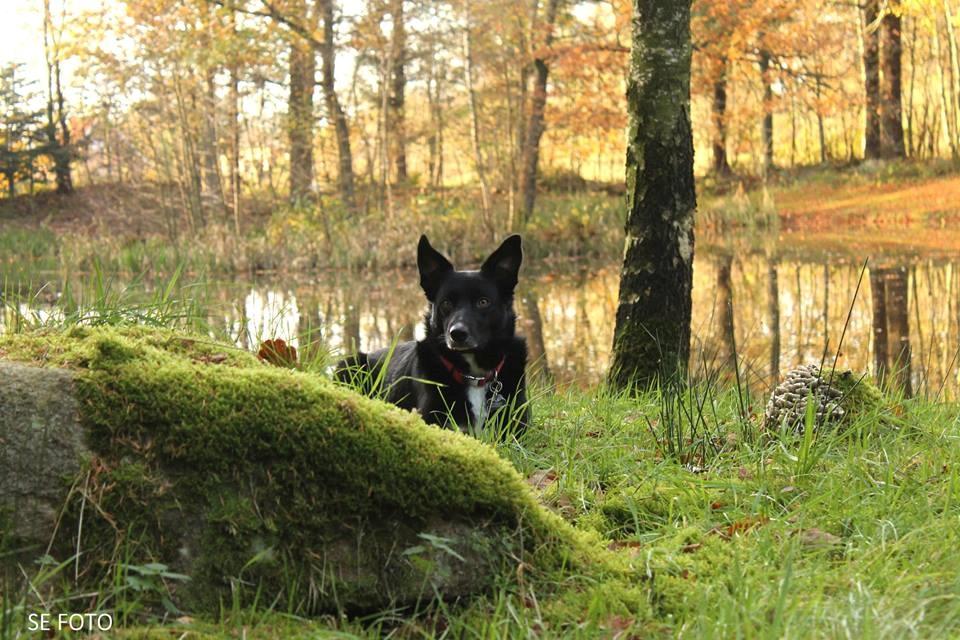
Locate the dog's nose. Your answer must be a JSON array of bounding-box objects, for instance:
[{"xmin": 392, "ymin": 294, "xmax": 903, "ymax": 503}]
[{"xmin": 449, "ymin": 324, "xmax": 469, "ymax": 344}]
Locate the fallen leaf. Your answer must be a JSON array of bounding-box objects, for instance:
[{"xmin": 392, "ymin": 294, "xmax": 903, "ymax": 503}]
[
  {"xmin": 712, "ymin": 516, "xmax": 770, "ymax": 539},
  {"xmin": 257, "ymin": 338, "xmax": 298, "ymax": 368},
  {"xmin": 607, "ymin": 540, "xmax": 642, "ymax": 551},
  {"xmin": 796, "ymin": 528, "xmax": 841, "ymax": 547},
  {"xmin": 527, "ymin": 469, "xmax": 557, "ymax": 491},
  {"xmin": 601, "ymin": 615, "xmax": 636, "ymax": 639},
  {"xmin": 738, "ymin": 467, "xmax": 753, "ymax": 480}
]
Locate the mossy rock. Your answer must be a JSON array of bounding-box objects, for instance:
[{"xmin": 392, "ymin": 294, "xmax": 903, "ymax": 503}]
[{"xmin": 0, "ymin": 326, "xmax": 595, "ymax": 614}]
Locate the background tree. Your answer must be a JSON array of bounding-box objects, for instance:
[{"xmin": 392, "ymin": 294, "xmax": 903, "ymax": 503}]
[
  {"xmin": 880, "ymin": 2, "xmax": 906, "ymax": 157},
  {"xmin": 519, "ymin": 0, "xmax": 563, "ymax": 224},
  {"xmin": 609, "ymin": 0, "xmax": 697, "ymax": 388},
  {"xmin": 0, "ymin": 64, "xmax": 45, "ymax": 198},
  {"xmin": 286, "ymin": 0, "xmax": 318, "ymax": 202},
  {"xmin": 863, "ymin": 0, "xmax": 883, "ymax": 159},
  {"xmin": 43, "ymin": 0, "xmax": 73, "ymax": 194}
]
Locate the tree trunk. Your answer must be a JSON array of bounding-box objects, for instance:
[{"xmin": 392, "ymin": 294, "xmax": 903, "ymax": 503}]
[
  {"xmin": 318, "ymin": 0, "xmax": 357, "ymax": 212},
  {"xmin": 759, "ymin": 50, "xmax": 775, "ymax": 172},
  {"xmin": 933, "ymin": 18, "xmax": 959, "ymax": 158},
  {"xmin": 42, "ymin": 0, "xmax": 73, "ymax": 195},
  {"xmin": 880, "ymin": 10, "xmax": 906, "ymax": 158},
  {"xmin": 711, "ymin": 62, "xmax": 731, "ymax": 176},
  {"xmin": 288, "ymin": 42, "xmax": 316, "ymax": 202},
  {"xmin": 942, "ymin": 0, "xmax": 960, "ymax": 155},
  {"xmin": 463, "ymin": 0, "xmax": 493, "ymax": 235},
  {"xmin": 814, "ymin": 74, "xmax": 827, "ymax": 163},
  {"xmin": 228, "ymin": 3, "xmax": 242, "ymax": 233},
  {"xmin": 519, "ymin": 0, "xmax": 562, "ymax": 224},
  {"xmin": 201, "ymin": 67, "xmax": 226, "ymax": 213},
  {"xmin": 520, "ymin": 290, "xmax": 551, "ymax": 382},
  {"xmin": 609, "ymin": 0, "xmax": 697, "ymax": 389},
  {"xmin": 863, "ymin": 0, "xmax": 882, "ymax": 159},
  {"xmin": 388, "ymin": 0, "xmax": 407, "ymax": 183},
  {"xmin": 288, "ymin": 1, "xmax": 317, "ymax": 203}
]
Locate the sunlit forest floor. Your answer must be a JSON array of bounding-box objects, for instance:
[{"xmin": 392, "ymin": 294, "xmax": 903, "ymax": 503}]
[{"xmin": 2, "ymin": 159, "xmax": 959, "ymax": 277}]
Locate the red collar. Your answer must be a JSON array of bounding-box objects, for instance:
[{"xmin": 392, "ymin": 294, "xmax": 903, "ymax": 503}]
[{"xmin": 439, "ymin": 354, "xmax": 506, "ymax": 387}]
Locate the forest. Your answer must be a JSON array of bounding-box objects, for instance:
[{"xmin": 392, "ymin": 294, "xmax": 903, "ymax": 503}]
[
  {"xmin": 2, "ymin": 0, "xmax": 957, "ymax": 221},
  {"xmin": 3, "ymin": 0, "xmax": 960, "ymax": 638}
]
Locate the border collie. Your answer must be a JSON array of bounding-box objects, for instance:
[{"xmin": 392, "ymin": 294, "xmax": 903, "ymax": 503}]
[{"xmin": 337, "ymin": 235, "xmax": 529, "ymax": 434}]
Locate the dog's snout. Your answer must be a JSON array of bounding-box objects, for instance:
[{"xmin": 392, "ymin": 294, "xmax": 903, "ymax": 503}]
[{"xmin": 448, "ymin": 323, "xmax": 469, "ymax": 344}]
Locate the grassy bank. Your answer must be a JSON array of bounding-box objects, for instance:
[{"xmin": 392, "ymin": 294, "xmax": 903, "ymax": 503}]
[
  {"xmin": 3, "ymin": 159, "xmax": 959, "ymax": 278},
  {"xmin": 0, "ymin": 189, "xmax": 625, "ymax": 278},
  {"xmin": 2, "ymin": 285, "xmax": 960, "ymax": 638},
  {"xmin": 4, "ymin": 377, "xmax": 959, "ymax": 637}
]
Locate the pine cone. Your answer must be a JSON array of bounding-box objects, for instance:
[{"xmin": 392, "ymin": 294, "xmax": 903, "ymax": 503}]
[{"xmin": 764, "ymin": 364, "xmax": 847, "ymax": 432}]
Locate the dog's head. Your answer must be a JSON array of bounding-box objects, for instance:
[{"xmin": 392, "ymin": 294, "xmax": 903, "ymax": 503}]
[{"xmin": 418, "ymin": 234, "xmax": 522, "ymax": 352}]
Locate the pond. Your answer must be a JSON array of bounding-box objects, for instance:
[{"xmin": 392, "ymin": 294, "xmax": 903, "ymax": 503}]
[{"xmin": 3, "ymin": 225, "xmax": 960, "ymax": 400}]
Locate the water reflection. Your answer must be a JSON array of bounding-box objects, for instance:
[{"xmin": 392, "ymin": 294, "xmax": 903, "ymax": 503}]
[{"xmin": 3, "ymin": 249, "xmax": 960, "ymax": 399}]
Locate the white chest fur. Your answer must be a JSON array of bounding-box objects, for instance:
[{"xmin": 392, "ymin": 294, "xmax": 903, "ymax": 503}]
[
  {"xmin": 462, "ymin": 354, "xmax": 488, "ymax": 428},
  {"xmin": 466, "ymin": 385, "xmax": 488, "ymax": 427}
]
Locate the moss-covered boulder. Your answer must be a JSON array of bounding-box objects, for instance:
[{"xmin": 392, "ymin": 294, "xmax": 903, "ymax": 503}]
[{"xmin": 0, "ymin": 326, "xmax": 590, "ymax": 614}]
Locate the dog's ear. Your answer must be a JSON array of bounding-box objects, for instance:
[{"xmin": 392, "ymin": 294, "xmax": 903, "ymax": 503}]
[
  {"xmin": 481, "ymin": 234, "xmax": 523, "ymax": 295},
  {"xmin": 417, "ymin": 235, "xmax": 454, "ymax": 300}
]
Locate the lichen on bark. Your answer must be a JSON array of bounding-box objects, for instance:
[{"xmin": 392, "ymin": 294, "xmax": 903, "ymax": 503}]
[{"xmin": 610, "ymin": 0, "xmax": 697, "ymax": 390}]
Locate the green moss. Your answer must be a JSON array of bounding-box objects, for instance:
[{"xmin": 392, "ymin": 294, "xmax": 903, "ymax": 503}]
[
  {"xmin": 828, "ymin": 369, "xmax": 898, "ymax": 427},
  {"xmin": 0, "ymin": 326, "xmax": 613, "ymax": 614}
]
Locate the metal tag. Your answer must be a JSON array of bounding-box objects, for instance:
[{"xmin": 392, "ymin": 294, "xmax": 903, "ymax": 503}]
[{"xmin": 486, "ymin": 379, "xmax": 507, "ymax": 414}]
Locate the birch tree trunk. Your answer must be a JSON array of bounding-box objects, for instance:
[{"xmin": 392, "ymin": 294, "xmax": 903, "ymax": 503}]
[{"xmin": 609, "ymin": 0, "xmax": 697, "ymax": 389}]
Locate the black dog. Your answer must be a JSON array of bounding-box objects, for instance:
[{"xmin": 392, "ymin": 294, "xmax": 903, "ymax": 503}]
[{"xmin": 337, "ymin": 235, "xmax": 529, "ymax": 434}]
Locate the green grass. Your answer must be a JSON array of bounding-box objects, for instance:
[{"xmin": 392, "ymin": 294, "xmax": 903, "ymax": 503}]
[
  {"xmin": 11, "ymin": 383, "xmax": 952, "ymax": 639},
  {"xmin": 3, "ymin": 253, "xmax": 960, "ymax": 637}
]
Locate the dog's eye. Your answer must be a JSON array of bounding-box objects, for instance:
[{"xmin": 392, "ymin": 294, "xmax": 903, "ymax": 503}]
[
  {"xmin": 439, "ymin": 300, "xmax": 453, "ymax": 314},
  {"xmin": 476, "ymin": 297, "xmax": 490, "ymax": 308}
]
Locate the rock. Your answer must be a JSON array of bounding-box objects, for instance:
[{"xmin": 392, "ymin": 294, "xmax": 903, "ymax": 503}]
[{"xmin": 0, "ymin": 326, "xmax": 584, "ymax": 614}]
